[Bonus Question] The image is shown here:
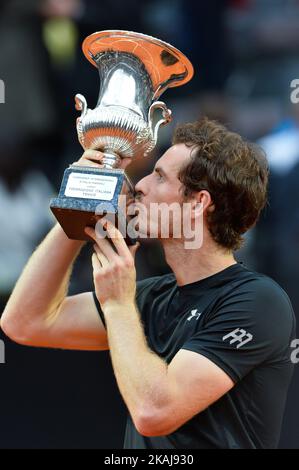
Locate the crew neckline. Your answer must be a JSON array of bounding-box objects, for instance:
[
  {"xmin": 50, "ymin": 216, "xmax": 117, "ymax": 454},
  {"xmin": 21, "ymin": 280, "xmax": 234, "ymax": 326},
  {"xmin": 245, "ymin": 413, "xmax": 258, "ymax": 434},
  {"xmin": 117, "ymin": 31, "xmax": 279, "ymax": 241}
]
[{"xmin": 176, "ymin": 262, "xmax": 246, "ymax": 292}]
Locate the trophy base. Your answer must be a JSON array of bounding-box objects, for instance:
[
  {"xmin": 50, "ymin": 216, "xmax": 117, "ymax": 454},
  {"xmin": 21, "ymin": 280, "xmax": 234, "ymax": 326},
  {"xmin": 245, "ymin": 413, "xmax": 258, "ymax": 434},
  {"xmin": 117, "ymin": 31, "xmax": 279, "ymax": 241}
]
[{"xmin": 50, "ymin": 165, "xmax": 137, "ymax": 244}]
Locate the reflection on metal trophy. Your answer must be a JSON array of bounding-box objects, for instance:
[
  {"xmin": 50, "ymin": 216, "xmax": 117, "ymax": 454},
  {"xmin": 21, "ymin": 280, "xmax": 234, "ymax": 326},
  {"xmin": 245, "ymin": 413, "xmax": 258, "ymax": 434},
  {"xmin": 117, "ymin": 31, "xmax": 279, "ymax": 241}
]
[{"xmin": 50, "ymin": 30, "xmax": 194, "ymax": 242}]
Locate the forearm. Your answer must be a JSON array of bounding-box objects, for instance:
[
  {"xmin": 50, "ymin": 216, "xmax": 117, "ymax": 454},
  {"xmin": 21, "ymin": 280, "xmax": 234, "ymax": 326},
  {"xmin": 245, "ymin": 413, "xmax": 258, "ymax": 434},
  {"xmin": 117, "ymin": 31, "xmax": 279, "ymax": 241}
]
[
  {"xmin": 89, "ymin": 217, "xmax": 172, "ymax": 425},
  {"xmin": 103, "ymin": 303, "xmax": 171, "ymax": 420},
  {"xmin": 1, "ymin": 223, "xmax": 84, "ymax": 333}
]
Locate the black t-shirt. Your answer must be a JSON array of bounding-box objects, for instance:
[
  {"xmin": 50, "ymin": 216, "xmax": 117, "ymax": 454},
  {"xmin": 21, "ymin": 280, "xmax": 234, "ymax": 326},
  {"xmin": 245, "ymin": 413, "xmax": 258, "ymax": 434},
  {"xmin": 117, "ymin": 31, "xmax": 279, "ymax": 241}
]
[{"xmin": 93, "ymin": 262, "xmax": 296, "ymax": 449}]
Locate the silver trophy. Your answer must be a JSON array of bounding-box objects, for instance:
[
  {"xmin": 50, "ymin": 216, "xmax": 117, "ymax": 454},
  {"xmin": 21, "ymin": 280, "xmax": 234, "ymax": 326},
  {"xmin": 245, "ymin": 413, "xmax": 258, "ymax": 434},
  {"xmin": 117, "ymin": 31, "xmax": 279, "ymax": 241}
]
[{"xmin": 50, "ymin": 30, "xmax": 194, "ymax": 242}]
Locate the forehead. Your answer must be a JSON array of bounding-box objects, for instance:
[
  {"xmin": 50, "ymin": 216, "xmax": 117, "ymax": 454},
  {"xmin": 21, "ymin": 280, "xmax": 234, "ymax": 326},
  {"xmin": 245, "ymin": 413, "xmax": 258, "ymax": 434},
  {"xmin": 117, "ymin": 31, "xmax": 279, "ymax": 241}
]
[{"xmin": 156, "ymin": 144, "xmax": 192, "ymax": 177}]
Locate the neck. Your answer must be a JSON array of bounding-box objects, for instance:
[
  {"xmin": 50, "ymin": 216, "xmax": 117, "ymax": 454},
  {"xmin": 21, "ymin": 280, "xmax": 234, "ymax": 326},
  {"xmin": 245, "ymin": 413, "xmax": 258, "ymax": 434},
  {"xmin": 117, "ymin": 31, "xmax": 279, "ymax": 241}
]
[{"xmin": 161, "ymin": 236, "xmax": 236, "ymax": 286}]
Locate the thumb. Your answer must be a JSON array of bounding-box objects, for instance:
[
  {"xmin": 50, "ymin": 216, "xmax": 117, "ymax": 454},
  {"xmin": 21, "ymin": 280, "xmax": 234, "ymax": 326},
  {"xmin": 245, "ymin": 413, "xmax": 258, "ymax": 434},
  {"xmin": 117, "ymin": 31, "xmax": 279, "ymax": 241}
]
[{"xmin": 129, "ymin": 241, "xmax": 140, "ymax": 259}]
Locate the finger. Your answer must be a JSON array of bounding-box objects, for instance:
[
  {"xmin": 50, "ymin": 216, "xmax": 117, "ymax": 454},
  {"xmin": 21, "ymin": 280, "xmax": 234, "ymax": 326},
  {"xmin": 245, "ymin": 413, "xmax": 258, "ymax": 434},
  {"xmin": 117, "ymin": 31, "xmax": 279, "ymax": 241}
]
[
  {"xmin": 83, "ymin": 149, "xmax": 105, "ymax": 161},
  {"xmin": 72, "ymin": 160, "xmax": 102, "ymax": 168},
  {"xmin": 86, "ymin": 225, "xmax": 118, "ymax": 261},
  {"xmin": 73, "ymin": 150, "xmax": 105, "ymax": 167},
  {"xmin": 94, "ymin": 245, "xmax": 109, "ymax": 267},
  {"xmin": 91, "ymin": 252, "xmax": 102, "ymax": 272},
  {"xmin": 119, "ymin": 157, "xmax": 132, "ymax": 170},
  {"xmin": 100, "ymin": 218, "xmax": 131, "ymax": 259},
  {"xmin": 85, "ymin": 226, "xmax": 96, "ymax": 240}
]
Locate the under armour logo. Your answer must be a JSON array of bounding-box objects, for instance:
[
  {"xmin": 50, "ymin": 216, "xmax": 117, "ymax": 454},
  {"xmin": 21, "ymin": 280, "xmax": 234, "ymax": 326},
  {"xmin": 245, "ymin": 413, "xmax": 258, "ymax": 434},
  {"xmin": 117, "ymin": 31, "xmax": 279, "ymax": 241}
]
[
  {"xmin": 222, "ymin": 328, "xmax": 253, "ymax": 349},
  {"xmin": 187, "ymin": 309, "xmax": 202, "ymax": 321}
]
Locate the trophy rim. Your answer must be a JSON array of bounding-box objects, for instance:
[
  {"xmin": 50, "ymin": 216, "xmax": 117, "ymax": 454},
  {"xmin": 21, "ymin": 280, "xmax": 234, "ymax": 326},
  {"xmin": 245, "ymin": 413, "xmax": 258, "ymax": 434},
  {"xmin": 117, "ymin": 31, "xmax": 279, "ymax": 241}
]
[{"xmin": 82, "ymin": 30, "xmax": 194, "ymax": 92}]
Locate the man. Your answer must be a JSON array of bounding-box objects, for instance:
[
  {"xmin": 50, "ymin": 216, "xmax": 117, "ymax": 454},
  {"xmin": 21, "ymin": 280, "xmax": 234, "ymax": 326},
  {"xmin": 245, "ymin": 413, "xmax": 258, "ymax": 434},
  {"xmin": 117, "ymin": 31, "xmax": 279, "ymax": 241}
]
[{"xmin": 1, "ymin": 118, "xmax": 296, "ymax": 449}]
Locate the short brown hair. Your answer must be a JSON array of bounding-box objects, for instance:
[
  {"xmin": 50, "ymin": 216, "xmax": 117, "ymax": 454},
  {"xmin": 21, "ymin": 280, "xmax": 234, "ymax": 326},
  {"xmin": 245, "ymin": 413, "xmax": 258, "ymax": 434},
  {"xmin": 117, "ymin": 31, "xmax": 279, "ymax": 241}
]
[{"xmin": 173, "ymin": 117, "xmax": 269, "ymax": 251}]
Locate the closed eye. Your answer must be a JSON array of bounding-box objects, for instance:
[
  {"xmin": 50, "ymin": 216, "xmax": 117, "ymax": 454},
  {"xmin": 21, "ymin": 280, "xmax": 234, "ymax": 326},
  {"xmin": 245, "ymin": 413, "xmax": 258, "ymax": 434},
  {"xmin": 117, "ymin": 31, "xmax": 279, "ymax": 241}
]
[{"xmin": 154, "ymin": 168, "xmax": 165, "ymax": 180}]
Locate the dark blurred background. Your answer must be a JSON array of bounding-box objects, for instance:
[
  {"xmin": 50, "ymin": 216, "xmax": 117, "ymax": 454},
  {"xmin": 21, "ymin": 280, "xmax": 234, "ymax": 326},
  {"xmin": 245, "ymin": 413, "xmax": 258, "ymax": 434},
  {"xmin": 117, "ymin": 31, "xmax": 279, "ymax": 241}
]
[{"xmin": 0, "ymin": 0, "xmax": 299, "ymax": 449}]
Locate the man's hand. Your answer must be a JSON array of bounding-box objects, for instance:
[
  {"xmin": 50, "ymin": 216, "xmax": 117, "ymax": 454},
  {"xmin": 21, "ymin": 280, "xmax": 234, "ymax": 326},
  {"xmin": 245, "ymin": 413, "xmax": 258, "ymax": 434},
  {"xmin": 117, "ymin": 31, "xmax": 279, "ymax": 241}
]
[
  {"xmin": 73, "ymin": 149, "xmax": 132, "ymax": 170},
  {"xmin": 85, "ymin": 219, "xmax": 139, "ymax": 311}
]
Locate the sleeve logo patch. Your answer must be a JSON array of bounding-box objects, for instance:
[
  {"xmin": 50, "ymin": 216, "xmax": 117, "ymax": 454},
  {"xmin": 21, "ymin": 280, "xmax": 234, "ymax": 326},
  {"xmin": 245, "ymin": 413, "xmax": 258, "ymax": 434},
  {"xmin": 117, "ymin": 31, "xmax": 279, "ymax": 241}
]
[{"xmin": 222, "ymin": 328, "xmax": 253, "ymax": 349}]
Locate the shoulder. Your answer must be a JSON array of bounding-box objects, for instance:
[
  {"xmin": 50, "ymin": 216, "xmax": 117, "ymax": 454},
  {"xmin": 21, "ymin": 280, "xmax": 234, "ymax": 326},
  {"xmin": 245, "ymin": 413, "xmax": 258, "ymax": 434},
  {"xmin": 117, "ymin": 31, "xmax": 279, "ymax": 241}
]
[
  {"xmin": 231, "ymin": 269, "xmax": 294, "ymax": 315},
  {"xmin": 213, "ymin": 269, "xmax": 296, "ymax": 340}
]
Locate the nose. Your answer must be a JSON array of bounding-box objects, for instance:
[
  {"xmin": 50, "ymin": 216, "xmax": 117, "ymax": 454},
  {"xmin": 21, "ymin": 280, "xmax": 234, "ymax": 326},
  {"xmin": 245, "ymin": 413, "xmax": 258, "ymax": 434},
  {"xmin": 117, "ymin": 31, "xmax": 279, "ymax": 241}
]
[{"xmin": 134, "ymin": 174, "xmax": 149, "ymax": 200}]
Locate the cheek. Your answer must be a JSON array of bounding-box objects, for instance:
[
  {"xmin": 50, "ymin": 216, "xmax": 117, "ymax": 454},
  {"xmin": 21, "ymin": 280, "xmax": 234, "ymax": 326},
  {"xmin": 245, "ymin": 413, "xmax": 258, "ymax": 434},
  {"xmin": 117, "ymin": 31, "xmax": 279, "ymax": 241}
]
[
  {"xmin": 144, "ymin": 179, "xmax": 182, "ymax": 205},
  {"xmin": 154, "ymin": 182, "xmax": 174, "ymax": 201},
  {"xmin": 159, "ymin": 184, "xmax": 183, "ymax": 205}
]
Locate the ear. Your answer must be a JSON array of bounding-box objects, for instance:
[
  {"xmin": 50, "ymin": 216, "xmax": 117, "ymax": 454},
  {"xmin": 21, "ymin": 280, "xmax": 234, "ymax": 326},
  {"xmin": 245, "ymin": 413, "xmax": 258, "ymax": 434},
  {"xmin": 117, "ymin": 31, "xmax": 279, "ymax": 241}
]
[{"xmin": 190, "ymin": 190, "xmax": 214, "ymax": 219}]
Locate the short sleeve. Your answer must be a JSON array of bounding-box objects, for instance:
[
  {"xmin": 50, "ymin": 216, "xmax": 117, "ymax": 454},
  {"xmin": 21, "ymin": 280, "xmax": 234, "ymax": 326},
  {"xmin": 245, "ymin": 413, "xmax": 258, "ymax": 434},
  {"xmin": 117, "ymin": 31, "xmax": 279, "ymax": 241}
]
[
  {"xmin": 181, "ymin": 278, "xmax": 295, "ymax": 383},
  {"xmin": 92, "ymin": 291, "xmax": 106, "ymax": 328}
]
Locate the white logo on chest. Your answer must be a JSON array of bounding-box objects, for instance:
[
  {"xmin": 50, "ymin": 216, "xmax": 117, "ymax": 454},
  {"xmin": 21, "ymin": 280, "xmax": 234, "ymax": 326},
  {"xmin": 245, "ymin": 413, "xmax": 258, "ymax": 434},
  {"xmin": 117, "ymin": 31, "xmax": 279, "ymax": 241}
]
[{"xmin": 187, "ymin": 309, "xmax": 202, "ymax": 321}]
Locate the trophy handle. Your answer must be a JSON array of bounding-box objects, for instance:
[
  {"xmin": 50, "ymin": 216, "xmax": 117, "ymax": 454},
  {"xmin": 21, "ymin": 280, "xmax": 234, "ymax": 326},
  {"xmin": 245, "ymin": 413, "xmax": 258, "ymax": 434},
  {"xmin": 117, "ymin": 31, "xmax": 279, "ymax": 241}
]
[
  {"xmin": 148, "ymin": 101, "xmax": 172, "ymax": 144},
  {"xmin": 75, "ymin": 93, "xmax": 88, "ymax": 117}
]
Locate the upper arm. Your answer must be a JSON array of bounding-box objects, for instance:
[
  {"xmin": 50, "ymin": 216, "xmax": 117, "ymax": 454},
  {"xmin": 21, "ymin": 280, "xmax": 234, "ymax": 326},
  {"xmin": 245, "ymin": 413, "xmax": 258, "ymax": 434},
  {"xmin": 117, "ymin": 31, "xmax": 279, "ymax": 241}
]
[
  {"xmin": 17, "ymin": 292, "xmax": 109, "ymax": 351},
  {"xmin": 149, "ymin": 349, "xmax": 234, "ymax": 436}
]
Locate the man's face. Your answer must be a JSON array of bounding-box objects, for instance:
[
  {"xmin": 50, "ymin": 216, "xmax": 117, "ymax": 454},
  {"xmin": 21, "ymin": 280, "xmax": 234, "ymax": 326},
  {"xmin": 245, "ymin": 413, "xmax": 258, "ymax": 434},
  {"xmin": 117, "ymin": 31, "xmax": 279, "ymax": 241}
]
[{"xmin": 129, "ymin": 144, "xmax": 192, "ymax": 239}]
